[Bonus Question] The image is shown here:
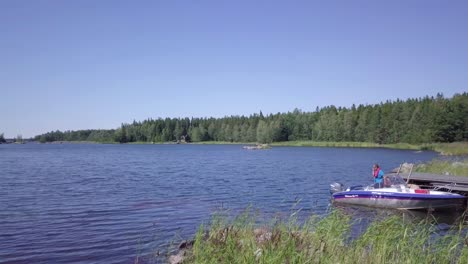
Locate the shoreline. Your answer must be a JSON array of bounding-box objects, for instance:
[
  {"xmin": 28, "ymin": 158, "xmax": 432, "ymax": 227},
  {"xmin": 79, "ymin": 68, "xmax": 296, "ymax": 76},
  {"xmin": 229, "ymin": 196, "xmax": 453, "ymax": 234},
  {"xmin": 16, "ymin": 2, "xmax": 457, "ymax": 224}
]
[{"xmin": 25, "ymin": 140, "xmax": 468, "ymax": 155}]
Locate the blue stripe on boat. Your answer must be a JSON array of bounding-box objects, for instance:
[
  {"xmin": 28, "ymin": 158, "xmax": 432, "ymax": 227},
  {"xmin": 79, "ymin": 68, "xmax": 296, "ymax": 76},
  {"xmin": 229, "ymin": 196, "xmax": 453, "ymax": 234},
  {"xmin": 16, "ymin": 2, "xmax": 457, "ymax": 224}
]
[{"xmin": 332, "ymin": 191, "xmax": 465, "ymax": 200}]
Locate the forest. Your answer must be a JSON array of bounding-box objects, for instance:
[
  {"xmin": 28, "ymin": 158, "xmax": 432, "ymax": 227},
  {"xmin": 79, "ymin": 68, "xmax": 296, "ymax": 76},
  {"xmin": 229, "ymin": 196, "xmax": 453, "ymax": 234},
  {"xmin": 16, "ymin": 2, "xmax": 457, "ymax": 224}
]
[{"xmin": 34, "ymin": 93, "xmax": 467, "ymax": 144}]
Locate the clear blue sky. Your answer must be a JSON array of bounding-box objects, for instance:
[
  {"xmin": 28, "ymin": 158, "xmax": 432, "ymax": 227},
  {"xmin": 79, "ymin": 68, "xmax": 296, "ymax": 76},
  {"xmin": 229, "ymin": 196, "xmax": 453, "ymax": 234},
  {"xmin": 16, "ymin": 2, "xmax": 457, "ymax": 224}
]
[{"xmin": 1, "ymin": 0, "xmax": 467, "ymax": 138}]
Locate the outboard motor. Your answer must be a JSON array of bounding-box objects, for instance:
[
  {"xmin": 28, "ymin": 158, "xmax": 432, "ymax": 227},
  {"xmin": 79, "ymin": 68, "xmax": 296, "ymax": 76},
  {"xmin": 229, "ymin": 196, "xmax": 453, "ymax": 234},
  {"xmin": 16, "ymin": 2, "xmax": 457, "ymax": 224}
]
[{"xmin": 330, "ymin": 182, "xmax": 344, "ymax": 194}]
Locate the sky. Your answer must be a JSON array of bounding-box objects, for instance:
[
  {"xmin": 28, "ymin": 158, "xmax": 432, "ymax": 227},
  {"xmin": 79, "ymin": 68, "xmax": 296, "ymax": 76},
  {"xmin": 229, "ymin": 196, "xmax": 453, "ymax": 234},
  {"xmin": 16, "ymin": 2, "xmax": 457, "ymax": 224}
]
[{"xmin": 1, "ymin": 0, "xmax": 467, "ymax": 138}]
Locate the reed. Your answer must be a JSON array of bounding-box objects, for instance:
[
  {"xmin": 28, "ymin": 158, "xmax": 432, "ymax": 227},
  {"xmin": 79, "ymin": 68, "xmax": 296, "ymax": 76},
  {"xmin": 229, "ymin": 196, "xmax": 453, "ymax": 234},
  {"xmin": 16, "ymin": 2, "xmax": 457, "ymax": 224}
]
[{"xmin": 181, "ymin": 210, "xmax": 467, "ymax": 264}]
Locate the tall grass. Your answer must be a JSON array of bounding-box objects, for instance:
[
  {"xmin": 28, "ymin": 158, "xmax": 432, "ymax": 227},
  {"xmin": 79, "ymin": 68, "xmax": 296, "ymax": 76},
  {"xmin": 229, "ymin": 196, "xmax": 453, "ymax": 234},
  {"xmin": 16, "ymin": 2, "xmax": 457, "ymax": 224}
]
[
  {"xmin": 416, "ymin": 159, "xmax": 468, "ymax": 177},
  {"xmin": 182, "ymin": 210, "xmax": 467, "ymax": 264}
]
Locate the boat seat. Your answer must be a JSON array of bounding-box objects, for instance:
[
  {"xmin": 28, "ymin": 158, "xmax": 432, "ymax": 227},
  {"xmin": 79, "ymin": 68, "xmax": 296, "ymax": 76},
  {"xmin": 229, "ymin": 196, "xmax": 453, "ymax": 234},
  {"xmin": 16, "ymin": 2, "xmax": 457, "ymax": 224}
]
[
  {"xmin": 415, "ymin": 189, "xmax": 429, "ymax": 194},
  {"xmin": 408, "ymin": 184, "xmax": 421, "ymax": 190}
]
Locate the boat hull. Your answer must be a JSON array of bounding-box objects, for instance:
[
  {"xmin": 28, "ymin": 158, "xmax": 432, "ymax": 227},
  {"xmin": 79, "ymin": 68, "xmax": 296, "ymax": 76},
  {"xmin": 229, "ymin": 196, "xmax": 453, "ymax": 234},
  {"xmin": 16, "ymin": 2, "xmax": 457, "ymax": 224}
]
[{"xmin": 332, "ymin": 190, "xmax": 467, "ymax": 210}]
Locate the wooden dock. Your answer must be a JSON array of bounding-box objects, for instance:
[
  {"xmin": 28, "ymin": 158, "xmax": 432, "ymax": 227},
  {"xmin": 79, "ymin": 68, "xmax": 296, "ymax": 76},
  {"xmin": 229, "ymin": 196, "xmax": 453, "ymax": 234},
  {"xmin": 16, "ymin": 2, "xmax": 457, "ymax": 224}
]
[{"xmin": 386, "ymin": 172, "xmax": 468, "ymax": 195}]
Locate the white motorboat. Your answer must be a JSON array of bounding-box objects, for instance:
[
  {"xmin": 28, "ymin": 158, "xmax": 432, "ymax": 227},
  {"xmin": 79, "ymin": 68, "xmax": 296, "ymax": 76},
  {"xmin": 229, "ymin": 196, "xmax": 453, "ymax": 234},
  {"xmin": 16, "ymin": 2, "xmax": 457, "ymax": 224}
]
[{"xmin": 330, "ymin": 174, "xmax": 467, "ymax": 210}]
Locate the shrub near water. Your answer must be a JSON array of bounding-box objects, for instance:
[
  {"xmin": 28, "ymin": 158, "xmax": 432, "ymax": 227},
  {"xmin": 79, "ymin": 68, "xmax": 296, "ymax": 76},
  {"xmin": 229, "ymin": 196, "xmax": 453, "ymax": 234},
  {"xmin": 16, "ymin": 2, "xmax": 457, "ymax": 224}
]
[
  {"xmin": 184, "ymin": 210, "xmax": 467, "ymax": 264},
  {"xmin": 416, "ymin": 159, "xmax": 468, "ymax": 177},
  {"xmin": 424, "ymin": 142, "xmax": 468, "ymax": 156}
]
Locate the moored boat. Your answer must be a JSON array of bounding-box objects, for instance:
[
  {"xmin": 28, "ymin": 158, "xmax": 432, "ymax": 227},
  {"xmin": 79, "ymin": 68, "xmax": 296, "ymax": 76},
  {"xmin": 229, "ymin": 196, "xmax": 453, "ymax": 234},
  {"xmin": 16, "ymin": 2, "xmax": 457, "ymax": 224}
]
[
  {"xmin": 330, "ymin": 174, "xmax": 466, "ymax": 210},
  {"xmin": 242, "ymin": 144, "xmax": 271, "ymax": 150}
]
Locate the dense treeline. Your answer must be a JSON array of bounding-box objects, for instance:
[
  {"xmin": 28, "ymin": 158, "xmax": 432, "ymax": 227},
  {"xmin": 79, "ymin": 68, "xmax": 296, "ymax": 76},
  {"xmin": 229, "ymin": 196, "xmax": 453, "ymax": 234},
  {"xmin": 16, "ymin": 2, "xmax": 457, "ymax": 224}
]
[
  {"xmin": 0, "ymin": 133, "xmax": 5, "ymax": 143},
  {"xmin": 35, "ymin": 129, "xmax": 116, "ymax": 143},
  {"xmin": 35, "ymin": 93, "xmax": 467, "ymax": 144}
]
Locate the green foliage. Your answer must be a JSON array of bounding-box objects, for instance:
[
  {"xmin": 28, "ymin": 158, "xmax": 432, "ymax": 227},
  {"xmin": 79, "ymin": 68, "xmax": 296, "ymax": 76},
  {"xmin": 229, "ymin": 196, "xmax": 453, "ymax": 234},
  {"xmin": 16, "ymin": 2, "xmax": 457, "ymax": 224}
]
[
  {"xmin": 15, "ymin": 134, "xmax": 23, "ymax": 143},
  {"xmin": 423, "ymin": 142, "xmax": 468, "ymax": 155},
  {"xmin": 114, "ymin": 125, "xmax": 128, "ymax": 143},
  {"xmin": 35, "ymin": 129, "xmax": 116, "ymax": 143},
  {"xmin": 256, "ymin": 120, "xmax": 271, "ymax": 143},
  {"xmin": 415, "ymin": 159, "xmax": 468, "ymax": 176},
  {"xmin": 34, "ymin": 93, "xmax": 468, "ymax": 146}
]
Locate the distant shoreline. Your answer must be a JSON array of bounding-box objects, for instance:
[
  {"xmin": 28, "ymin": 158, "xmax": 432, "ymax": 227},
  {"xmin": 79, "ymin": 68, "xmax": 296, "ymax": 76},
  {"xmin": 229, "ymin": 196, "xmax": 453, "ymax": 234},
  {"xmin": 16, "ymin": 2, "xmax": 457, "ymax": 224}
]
[{"xmin": 15, "ymin": 140, "xmax": 467, "ymax": 155}]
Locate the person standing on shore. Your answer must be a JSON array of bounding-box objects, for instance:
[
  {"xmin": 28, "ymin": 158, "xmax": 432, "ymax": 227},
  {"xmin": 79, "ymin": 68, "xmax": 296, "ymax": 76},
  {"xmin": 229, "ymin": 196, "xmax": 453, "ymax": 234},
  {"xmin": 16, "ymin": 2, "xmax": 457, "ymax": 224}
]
[{"xmin": 373, "ymin": 164, "xmax": 384, "ymax": 188}]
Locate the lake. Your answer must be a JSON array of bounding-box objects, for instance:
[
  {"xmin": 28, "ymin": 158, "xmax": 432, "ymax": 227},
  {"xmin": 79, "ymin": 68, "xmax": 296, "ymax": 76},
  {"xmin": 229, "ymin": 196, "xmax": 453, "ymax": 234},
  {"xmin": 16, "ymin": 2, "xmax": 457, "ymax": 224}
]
[{"xmin": 0, "ymin": 144, "xmax": 439, "ymax": 263}]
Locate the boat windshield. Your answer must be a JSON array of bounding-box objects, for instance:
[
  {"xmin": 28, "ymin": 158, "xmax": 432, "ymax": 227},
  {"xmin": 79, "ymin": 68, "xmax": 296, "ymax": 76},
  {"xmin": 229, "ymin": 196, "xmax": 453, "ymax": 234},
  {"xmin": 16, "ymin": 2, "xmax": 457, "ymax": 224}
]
[{"xmin": 384, "ymin": 174, "xmax": 408, "ymax": 187}]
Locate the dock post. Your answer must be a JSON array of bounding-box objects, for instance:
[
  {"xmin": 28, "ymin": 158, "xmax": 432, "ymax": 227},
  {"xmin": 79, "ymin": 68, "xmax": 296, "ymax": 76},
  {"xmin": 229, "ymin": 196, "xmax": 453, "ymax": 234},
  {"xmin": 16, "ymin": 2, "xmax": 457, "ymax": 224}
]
[
  {"xmin": 406, "ymin": 164, "xmax": 414, "ymax": 184},
  {"xmin": 396, "ymin": 164, "xmax": 403, "ymax": 176}
]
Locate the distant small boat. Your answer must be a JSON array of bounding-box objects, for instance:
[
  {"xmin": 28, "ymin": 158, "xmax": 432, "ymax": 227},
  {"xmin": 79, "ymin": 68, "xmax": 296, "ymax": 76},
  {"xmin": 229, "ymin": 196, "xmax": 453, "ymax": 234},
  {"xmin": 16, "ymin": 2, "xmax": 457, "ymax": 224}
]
[
  {"xmin": 330, "ymin": 174, "xmax": 466, "ymax": 210},
  {"xmin": 243, "ymin": 144, "xmax": 271, "ymax": 150}
]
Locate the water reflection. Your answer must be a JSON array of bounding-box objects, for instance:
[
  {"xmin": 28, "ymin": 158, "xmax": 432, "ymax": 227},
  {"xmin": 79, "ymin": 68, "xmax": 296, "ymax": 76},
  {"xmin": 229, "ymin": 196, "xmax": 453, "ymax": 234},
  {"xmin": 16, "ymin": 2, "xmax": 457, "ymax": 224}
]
[{"xmin": 0, "ymin": 144, "xmax": 441, "ymax": 263}]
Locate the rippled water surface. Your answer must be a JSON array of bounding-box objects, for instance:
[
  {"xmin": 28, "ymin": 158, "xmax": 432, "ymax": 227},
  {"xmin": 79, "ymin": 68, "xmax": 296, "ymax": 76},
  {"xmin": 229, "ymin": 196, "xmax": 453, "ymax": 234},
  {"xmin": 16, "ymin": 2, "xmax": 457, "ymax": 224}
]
[{"xmin": 0, "ymin": 144, "xmax": 438, "ymax": 263}]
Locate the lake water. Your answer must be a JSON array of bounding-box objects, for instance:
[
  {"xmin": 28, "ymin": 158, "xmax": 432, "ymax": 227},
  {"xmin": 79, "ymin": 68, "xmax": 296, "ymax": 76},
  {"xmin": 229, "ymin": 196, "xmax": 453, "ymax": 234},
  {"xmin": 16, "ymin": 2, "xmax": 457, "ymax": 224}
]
[{"xmin": 0, "ymin": 144, "xmax": 439, "ymax": 263}]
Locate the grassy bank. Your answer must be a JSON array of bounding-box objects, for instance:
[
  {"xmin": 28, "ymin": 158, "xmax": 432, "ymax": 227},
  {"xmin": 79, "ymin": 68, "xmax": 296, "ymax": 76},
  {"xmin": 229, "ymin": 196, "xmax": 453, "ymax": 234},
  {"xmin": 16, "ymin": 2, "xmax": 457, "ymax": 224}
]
[
  {"xmin": 271, "ymin": 141, "xmax": 468, "ymax": 155},
  {"xmin": 42, "ymin": 140, "xmax": 117, "ymax": 144},
  {"xmin": 421, "ymin": 142, "xmax": 468, "ymax": 156},
  {"xmin": 179, "ymin": 210, "xmax": 467, "ymax": 264},
  {"xmin": 271, "ymin": 140, "xmax": 424, "ymax": 150},
  {"xmin": 415, "ymin": 159, "xmax": 468, "ymax": 177}
]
